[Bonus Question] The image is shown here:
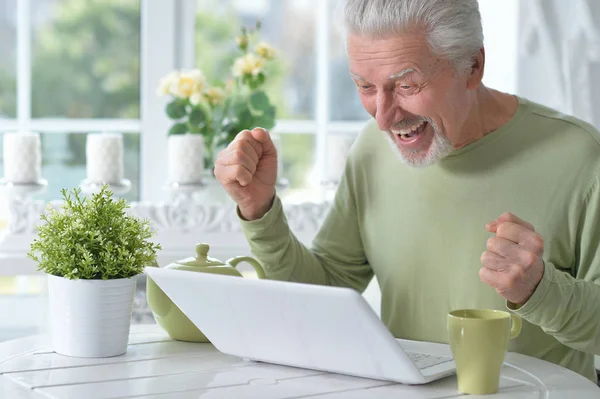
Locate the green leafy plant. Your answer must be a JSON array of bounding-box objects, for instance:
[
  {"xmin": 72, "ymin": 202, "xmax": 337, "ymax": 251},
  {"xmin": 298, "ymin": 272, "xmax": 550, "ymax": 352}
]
[
  {"xmin": 28, "ymin": 186, "xmax": 161, "ymax": 279},
  {"xmin": 157, "ymin": 20, "xmax": 278, "ymax": 168}
]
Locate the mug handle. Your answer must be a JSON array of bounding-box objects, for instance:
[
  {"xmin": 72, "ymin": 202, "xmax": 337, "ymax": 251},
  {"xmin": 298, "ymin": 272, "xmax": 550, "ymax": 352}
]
[
  {"xmin": 228, "ymin": 256, "xmax": 267, "ymax": 279},
  {"xmin": 510, "ymin": 314, "xmax": 522, "ymax": 339}
]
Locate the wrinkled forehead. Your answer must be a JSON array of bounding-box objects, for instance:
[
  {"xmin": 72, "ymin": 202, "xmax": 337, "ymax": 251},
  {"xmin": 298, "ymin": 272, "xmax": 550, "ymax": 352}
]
[{"xmin": 346, "ymin": 33, "xmax": 447, "ymax": 80}]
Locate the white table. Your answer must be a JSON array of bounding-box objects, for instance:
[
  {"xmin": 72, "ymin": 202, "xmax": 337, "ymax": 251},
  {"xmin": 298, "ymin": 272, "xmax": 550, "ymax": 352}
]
[{"xmin": 0, "ymin": 325, "xmax": 598, "ymax": 399}]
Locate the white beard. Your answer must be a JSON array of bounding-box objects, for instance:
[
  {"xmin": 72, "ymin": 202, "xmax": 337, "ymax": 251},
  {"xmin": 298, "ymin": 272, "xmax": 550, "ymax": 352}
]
[{"xmin": 384, "ymin": 122, "xmax": 454, "ymax": 167}]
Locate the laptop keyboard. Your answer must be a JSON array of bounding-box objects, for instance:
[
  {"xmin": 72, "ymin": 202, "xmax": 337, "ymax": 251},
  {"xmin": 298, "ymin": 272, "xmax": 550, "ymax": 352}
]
[{"xmin": 406, "ymin": 352, "xmax": 453, "ymax": 370}]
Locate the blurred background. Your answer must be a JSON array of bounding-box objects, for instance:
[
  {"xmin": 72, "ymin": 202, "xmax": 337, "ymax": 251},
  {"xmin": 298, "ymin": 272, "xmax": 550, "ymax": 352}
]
[{"xmin": 0, "ymin": 0, "xmax": 598, "ymax": 341}]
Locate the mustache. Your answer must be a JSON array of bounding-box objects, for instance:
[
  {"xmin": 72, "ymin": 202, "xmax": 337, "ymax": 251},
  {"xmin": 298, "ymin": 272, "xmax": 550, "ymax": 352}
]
[{"xmin": 392, "ymin": 117, "xmax": 433, "ymax": 129}]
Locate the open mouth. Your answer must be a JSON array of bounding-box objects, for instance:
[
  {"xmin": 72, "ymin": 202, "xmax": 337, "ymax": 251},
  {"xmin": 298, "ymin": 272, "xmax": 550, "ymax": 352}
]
[{"xmin": 392, "ymin": 121, "xmax": 428, "ymax": 143}]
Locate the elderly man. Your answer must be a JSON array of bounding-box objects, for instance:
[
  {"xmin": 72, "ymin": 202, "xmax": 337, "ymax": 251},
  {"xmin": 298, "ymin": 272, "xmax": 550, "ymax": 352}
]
[{"xmin": 214, "ymin": 0, "xmax": 600, "ymax": 382}]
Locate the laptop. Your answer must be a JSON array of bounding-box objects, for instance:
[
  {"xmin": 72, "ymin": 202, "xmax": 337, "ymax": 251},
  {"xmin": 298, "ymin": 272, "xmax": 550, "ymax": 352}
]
[{"xmin": 144, "ymin": 267, "xmax": 456, "ymax": 385}]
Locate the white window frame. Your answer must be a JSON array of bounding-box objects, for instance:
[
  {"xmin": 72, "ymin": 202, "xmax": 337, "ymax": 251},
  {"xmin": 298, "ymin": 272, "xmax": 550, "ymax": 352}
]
[
  {"xmin": 3, "ymin": 0, "xmax": 188, "ymax": 202},
  {"xmin": 11, "ymin": 0, "xmax": 143, "ymax": 137},
  {"xmin": 140, "ymin": 0, "xmax": 184, "ymax": 202},
  {"xmin": 3, "ymin": 0, "xmax": 368, "ymax": 203},
  {"xmin": 4, "ymin": 0, "xmax": 142, "ymax": 188}
]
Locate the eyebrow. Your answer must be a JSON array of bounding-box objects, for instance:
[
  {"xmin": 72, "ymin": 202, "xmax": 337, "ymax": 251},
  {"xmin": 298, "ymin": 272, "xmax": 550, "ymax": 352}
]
[
  {"xmin": 387, "ymin": 68, "xmax": 416, "ymax": 80},
  {"xmin": 349, "ymin": 67, "xmax": 417, "ymax": 81}
]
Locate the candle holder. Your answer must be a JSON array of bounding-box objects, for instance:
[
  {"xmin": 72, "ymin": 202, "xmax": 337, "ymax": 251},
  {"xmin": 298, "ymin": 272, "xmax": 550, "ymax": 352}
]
[
  {"xmin": 164, "ymin": 177, "xmax": 290, "ymax": 194},
  {"xmin": 162, "ymin": 180, "xmax": 206, "ymax": 201},
  {"xmin": 163, "ymin": 173, "xmax": 290, "ymax": 206},
  {"xmin": 80, "ymin": 178, "xmax": 132, "ymax": 196},
  {"xmin": 0, "ymin": 178, "xmax": 48, "ymax": 198},
  {"xmin": 163, "ymin": 180, "xmax": 206, "ymax": 193}
]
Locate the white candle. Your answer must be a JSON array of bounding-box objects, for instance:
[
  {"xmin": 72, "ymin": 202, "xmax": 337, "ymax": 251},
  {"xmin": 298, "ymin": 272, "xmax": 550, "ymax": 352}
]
[
  {"xmin": 168, "ymin": 134, "xmax": 204, "ymax": 184},
  {"xmin": 86, "ymin": 133, "xmax": 124, "ymax": 183},
  {"xmin": 2, "ymin": 132, "xmax": 42, "ymax": 183}
]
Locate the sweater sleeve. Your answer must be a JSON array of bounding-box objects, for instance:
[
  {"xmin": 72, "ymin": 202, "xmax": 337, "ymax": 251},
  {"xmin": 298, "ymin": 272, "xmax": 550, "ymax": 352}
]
[
  {"xmin": 509, "ymin": 174, "xmax": 600, "ymax": 354},
  {"xmin": 238, "ymin": 162, "xmax": 373, "ymax": 293}
]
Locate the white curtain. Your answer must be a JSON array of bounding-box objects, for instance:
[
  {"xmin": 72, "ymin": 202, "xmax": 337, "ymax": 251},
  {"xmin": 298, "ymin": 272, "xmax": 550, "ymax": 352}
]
[{"xmin": 518, "ymin": 0, "xmax": 600, "ymax": 128}]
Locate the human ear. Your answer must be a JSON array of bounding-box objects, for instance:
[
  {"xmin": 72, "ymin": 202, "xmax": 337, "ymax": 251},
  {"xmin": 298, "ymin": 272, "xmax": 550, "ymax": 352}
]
[{"xmin": 466, "ymin": 47, "xmax": 485, "ymax": 90}]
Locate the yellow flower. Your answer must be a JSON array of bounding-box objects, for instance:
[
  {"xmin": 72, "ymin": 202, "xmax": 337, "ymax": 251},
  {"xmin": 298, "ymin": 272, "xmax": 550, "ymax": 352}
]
[
  {"xmin": 203, "ymin": 87, "xmax": 226, "ymax": 106},
  {"xmin": 225, "ymin": 79, "xmax": 236, "ymax": 92},
  {"xmin": 156, "ymin": 71, "xmax": 178, "ymax": 96},
  {"xmin": 189, "ymin": 92, "xmax": 204, "ymax": 106},
  {"xmin": 235, "ymin": 34, "xmax": 248, "ymax": 50},
  {"xmin": 256, "ymin": 42, "xmax": 276, "ymax": 60},
  {"xmin": 169, "ymin": 69, "xmax": 207, "ymax": 99},
  {"xmin": 232, "ymin": 53, "xmax": 265, "ymax": 78}
]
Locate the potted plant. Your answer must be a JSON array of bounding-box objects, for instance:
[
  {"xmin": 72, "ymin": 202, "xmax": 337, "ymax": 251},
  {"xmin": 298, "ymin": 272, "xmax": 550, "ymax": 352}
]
[
  {"xmin": 157, "ymin": 21, "xmax": 279, "ymax": 185},
  {"xmin": 28, "ymin": 186, "xmax": 161, "ymax": 358}
]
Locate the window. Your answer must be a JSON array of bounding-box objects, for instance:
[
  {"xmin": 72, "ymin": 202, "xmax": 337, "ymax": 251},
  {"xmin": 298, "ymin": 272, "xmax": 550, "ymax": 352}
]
[
  {"xmin": 2, "ymin": 0, "xmax": 521, "ymax": 205},
  {"xmin": 0, "ymin": 0, "xmax": 17, "ymax": 119},
  {"xmin": 0, "ymin": 0, "xmax": 141, "ymax": 202},
  {"xmin": 0, "ymin": 0, "xmax": 145, "ymax": 342},
  {"xmin": 195, "ymin": 0, "xmax": 369, "ymax": 203}
]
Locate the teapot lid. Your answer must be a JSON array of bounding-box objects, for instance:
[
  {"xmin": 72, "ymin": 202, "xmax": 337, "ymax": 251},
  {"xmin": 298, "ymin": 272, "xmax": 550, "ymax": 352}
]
[{"xmin": 175, "ymin": 243, "xmax": 224, "ymax": 267}]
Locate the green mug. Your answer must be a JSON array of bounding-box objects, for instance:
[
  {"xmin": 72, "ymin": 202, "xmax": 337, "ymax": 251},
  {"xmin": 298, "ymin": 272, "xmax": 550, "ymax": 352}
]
[{"xmin": 447, "ymin": 309, "xmax": 521, "ymax": 395}]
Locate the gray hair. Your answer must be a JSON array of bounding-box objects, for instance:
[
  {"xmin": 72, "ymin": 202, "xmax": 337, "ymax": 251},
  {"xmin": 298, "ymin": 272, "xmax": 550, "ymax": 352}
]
[{"xmin": 342, "ymin": 0, "xmax": 484, "ymax": 73}]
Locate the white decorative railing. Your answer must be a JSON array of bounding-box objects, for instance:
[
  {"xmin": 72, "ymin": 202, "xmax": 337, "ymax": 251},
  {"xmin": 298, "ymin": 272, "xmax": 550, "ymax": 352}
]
[{"xmin": 0, "ymin": 195, "xmax": 331, "ymax": 275}]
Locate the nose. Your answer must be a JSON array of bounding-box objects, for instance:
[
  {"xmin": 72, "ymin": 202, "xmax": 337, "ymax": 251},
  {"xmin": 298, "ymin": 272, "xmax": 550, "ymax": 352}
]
[{"xmin": 375, "ymin": 90, "xmax": 402, "ymax": 132}]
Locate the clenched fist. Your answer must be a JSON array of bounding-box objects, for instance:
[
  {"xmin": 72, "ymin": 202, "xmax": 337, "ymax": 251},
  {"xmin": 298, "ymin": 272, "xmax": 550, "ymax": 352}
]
[
  {"xmin": 479, "ymin": 212, "xmax": 545, "ymax": 305},
  {"xmin": 214, "ymin": 127, "xmax": 278, "ymax": 220}
]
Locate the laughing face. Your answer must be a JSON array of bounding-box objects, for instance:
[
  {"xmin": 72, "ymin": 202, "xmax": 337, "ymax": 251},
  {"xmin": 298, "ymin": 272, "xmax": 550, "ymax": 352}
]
[{"xmin": 348, "ymin": 31, "xmax": 474, "ymax": 167}]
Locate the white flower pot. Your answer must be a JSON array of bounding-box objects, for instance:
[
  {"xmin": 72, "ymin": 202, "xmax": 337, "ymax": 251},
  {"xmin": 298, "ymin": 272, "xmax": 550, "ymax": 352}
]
[{"xmin": 47, "ymin": 275, "xmax": 137, "ymax": 357}]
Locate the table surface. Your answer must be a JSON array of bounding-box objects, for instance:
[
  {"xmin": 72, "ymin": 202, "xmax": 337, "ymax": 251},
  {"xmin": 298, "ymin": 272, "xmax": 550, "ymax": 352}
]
[{"xmin": 1, "ymin": 324, "xmax": 598, "ymax": 399}]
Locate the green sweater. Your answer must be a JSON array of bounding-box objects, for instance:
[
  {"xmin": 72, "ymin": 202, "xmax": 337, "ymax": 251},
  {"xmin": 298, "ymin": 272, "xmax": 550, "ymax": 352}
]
[{"xmin": 240, "ymin": 97, "xmax": 600, "ymax": 382}]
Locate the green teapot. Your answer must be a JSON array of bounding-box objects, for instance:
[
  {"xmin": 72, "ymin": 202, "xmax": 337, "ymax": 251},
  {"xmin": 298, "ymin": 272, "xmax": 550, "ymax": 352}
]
[{"xmin": 146, "ymin": 243, "xmax": 266, "ymax": 342}]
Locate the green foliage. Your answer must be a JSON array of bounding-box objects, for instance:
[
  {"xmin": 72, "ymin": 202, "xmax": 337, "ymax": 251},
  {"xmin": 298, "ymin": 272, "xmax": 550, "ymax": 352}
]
[
  {"xmin": 219, "ymin": 89, "xmax": 276, "ymax": 146},
  {"xmin": 250, "ymin": 90, "xmax": 270, "ymax": 111},
  {"xmin": 0, "ymin": 68, "xmax": 16, "ymax": 117},
  {"xmin": 32, "ymin": 0, "xmax": 140, "ymax": 119},
  {"xmin": 161, "ymin": 19, "xmax": 279, "ymax": 167},
  {"xmin": 280, "ymin": 134, "xmax": 315, "ymax": 189},
  {"xmin": 28, "ymin": 186, "xmax": 161, "ymax": 280},
  {"xmin": 21, "ymin": 0, "xmax": 142, "ymax": 200},
  {"xmin": 188, "ymin": 107, "xmax": 206, "ymax": 126},
  {"xmin": 166, "ymin": 99, "xmax": 188, "ymax": 119},
  {"xmin": 194, "ymin": 11, "xmax": 239, "ymax": 84},
  {"xmin": 169, "ymin": 123, "xmax": 189, "ymax": 135}
]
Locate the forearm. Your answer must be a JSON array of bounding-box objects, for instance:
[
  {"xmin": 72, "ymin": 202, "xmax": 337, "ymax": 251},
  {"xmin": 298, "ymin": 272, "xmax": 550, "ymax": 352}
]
[
  {"xmin": 510, "ymin": 261, "xmax": 600, "ymax": 354},
  {"xmin": 240, "ymin": 196, "xmax": 329, "ymax": 285},
  {"xmin": 239, "ymin": 195, "xmax": 373, "ymax": 292}
]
